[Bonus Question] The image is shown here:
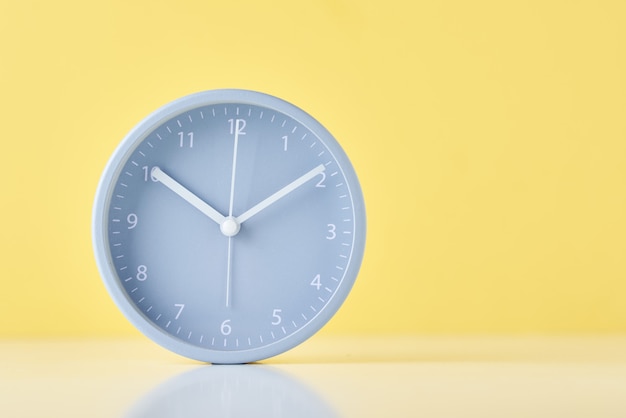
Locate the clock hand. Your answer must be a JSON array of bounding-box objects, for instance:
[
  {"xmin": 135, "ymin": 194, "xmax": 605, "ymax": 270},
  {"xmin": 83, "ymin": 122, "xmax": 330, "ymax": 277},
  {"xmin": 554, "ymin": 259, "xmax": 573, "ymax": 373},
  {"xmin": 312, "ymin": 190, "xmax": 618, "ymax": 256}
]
[
  {"xmin": 227, "ymin": 121, "xmax": 243, "ymax": 217},
  {"xmin": 236, "ymin": 164, "xmax": 326, "ymax": 224},
  {"xmin": 151, "ymin": 166, "xmax": 226, "ymax": 225},
  {"xmin": 225, "ymin": 121, "xmax": 243, "ymax": 308}
]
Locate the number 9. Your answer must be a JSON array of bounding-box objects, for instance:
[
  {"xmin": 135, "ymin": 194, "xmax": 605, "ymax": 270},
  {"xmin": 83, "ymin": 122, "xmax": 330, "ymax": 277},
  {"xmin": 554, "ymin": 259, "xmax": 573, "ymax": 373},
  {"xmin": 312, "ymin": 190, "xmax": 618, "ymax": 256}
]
[{"xmin": 127, "ymin": 213, "xmax": 138, "ymax": 229}]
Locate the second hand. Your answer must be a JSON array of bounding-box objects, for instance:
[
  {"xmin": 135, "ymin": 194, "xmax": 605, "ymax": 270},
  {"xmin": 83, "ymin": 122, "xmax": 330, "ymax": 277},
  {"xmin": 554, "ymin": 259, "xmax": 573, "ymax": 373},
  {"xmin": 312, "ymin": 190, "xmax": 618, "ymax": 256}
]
[{"xmin": 225, "ymin": 118, "xmax": 245, "ymax": 308}]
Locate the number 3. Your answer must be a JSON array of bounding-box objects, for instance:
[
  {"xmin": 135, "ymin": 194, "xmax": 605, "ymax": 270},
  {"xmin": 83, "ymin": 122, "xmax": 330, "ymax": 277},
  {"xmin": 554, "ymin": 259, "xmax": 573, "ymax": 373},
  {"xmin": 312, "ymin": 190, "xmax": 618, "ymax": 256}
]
[{"xmin": 326, "ymin": 224, "xmax": 336, "ymax": 240}]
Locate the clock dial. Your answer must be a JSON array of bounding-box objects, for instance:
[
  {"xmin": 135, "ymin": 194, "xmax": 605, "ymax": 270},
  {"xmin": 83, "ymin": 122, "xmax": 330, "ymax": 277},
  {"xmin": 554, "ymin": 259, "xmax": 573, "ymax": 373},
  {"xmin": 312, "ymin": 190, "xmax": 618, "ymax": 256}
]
[{"xmin": 94, "ymin": 90, "xmax": 365, "ymax": 363}]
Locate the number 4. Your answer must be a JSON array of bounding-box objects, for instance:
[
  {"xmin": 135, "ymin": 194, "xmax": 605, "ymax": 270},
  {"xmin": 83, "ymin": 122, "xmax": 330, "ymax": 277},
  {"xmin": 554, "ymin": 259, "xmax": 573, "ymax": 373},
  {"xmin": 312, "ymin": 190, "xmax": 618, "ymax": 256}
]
[{"xmin": 311, "ymin": 274, "xmax": 322, "ymax": 290}]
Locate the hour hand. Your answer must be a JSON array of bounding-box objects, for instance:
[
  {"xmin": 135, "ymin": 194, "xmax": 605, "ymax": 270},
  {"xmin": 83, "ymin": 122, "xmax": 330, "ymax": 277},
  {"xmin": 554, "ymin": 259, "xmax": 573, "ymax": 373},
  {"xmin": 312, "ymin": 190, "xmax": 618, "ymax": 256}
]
[{"xmin": 151, "ymin": 166, "xmax": 226, "ymax": 225}]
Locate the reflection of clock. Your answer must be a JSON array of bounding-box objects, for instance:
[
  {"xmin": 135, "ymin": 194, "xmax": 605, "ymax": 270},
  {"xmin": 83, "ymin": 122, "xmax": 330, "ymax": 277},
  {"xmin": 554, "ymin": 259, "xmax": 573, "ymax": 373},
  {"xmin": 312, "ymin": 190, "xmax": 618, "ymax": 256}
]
[
  {"xmin": 125, "ymin": 365, "xmax": 337, "ymax": 418},
  {"xmin": 93, "ymin": 90, "xmax": 366, "ymax": 363}
]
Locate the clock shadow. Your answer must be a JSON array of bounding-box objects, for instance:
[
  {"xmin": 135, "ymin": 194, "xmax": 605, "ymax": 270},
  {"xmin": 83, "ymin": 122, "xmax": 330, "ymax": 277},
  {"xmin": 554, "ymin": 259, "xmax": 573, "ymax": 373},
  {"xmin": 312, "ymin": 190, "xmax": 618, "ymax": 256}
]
[{"xmin": 124, "ymin": 363, "xmax": 338, "ymax": 418}]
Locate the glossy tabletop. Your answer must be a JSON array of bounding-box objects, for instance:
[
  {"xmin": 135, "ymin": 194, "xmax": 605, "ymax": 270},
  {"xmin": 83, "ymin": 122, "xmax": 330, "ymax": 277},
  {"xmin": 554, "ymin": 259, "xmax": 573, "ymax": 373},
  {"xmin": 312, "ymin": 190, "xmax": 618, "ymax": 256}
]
[{"xmin": 1, "ymin": 336, "xmax": 626, "ymax": 417}]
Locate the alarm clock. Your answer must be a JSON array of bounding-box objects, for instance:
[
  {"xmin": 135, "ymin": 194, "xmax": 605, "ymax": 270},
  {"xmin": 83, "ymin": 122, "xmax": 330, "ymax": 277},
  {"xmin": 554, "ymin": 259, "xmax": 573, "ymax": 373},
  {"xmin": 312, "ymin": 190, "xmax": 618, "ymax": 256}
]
[{"xmin": 92, "ymin": 89, "xmax": 366, "ymax": 363}]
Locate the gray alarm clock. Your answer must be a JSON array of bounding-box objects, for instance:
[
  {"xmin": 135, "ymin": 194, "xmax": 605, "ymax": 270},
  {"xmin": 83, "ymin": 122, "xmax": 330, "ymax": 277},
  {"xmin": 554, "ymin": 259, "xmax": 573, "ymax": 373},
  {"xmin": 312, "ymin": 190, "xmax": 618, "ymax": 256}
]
[{"xmin": 92, "ymin": 89, "xmax": 366, "ymax": 363}]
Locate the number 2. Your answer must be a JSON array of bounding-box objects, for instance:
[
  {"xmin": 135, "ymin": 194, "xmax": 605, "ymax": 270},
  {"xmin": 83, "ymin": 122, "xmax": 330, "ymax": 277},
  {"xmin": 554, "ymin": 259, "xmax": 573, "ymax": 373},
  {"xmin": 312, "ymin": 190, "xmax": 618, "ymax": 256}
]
[{"xmin": 315, "ymin": 172, "xmax": 326, "ymax": 188}]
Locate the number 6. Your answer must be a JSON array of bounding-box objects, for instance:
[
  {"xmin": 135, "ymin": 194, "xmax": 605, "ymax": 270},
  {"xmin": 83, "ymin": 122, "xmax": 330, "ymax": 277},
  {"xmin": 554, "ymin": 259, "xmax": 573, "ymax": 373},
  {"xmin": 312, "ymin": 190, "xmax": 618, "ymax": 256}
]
[{"xmin": 220, "ymin": 319, "xmax": 232, "ymax": 335}]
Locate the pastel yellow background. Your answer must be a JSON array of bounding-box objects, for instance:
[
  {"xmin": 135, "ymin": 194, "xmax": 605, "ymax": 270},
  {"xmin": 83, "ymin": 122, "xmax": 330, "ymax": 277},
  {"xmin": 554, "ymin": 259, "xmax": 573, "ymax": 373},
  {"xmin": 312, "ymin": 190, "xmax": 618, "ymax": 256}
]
[{"xmin": 0, "ymin": 0, "xmax": 624, "ymax": 337}]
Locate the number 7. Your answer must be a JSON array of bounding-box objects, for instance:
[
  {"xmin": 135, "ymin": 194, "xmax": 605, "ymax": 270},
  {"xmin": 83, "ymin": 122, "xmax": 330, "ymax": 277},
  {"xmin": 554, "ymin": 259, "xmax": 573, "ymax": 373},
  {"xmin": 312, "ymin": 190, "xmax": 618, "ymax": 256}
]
[{"xmin": 174, "ymin": 303, "xmax": 185, "ymax": 320}]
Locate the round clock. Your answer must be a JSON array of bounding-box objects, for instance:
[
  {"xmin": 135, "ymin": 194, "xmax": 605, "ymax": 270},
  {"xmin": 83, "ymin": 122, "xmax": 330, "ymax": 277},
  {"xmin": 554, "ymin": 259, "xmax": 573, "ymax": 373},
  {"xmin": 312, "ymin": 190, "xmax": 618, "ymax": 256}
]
[{"xmin": 92, "ymin": 89, "xmax": 366, "ymax": 363}]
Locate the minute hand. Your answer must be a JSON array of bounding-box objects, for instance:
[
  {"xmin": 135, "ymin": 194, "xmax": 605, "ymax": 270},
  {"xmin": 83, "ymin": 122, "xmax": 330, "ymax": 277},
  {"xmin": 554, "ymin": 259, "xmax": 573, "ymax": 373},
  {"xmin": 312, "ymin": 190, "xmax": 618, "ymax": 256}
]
[{"xmin": 236, "ymin": 164, "xmax": 326, "ymax": 224}]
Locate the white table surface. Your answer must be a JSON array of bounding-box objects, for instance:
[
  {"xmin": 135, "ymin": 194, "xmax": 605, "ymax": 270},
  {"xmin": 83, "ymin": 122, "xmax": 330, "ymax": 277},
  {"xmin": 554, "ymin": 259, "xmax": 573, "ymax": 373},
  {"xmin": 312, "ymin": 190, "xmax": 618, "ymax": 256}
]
[{"xmin": 1, "ymin": 335, "xmax": 626, "ymax": 417}]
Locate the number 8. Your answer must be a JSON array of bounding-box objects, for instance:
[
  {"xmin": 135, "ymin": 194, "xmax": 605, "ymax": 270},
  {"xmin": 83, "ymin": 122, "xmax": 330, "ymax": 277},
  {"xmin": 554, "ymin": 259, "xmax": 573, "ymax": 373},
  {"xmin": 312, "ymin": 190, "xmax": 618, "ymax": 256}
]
[{"xmin": 136, "ymin": 265, "xmax": 148, "ymax": 281}]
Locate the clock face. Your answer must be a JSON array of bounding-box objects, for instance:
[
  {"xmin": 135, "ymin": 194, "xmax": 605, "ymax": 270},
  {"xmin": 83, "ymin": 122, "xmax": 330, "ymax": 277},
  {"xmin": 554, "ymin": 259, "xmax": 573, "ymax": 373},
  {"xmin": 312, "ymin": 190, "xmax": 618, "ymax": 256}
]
[{"xmin": 93, "ymin": 90, "xmax": 366, "ymax": 363}]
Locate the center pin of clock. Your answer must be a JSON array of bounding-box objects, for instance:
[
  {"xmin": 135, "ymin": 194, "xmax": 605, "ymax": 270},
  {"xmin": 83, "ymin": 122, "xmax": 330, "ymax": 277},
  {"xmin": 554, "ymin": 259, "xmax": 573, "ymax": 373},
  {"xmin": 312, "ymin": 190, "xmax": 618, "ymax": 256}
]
[{"xmin": 220, "ymin": 216, "xmax": 241, "ymax": 237}]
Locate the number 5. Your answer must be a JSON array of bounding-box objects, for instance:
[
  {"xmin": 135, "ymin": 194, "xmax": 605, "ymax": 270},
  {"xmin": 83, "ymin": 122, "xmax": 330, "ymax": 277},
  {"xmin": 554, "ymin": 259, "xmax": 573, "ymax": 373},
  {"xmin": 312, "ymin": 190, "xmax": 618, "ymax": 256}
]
[{"xmin": 272, "ymin": 309, "xmax": 282, "ymax": 325}]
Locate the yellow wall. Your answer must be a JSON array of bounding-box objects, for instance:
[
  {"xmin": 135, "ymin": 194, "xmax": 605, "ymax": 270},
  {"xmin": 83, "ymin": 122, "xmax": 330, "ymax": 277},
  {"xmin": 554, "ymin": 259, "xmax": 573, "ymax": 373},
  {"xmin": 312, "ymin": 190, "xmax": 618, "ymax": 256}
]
[{"xmin": 1, "ymin": 1, "xmax": 625, "ymax": 337}]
